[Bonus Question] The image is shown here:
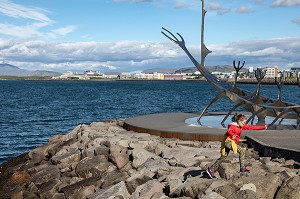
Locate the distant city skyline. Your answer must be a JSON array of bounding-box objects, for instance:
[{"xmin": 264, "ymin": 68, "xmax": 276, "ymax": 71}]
[{"xmin": 0, "ymin": 0, "xmax": 299, "ymax": 72}]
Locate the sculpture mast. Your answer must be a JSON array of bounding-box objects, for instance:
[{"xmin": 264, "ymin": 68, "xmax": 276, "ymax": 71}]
[{"xmin": 200, "ymin": 0, "xmax": 212, "ymax": 67}]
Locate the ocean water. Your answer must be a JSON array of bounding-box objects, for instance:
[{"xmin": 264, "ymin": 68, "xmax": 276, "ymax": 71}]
[{"xmin": 0, "ymin": 80, "xmax": 299, "ymax": 164}]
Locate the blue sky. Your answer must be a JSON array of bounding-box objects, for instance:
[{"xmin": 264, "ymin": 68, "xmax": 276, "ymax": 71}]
[{"xmin": 0, "ymin": 0, "xmax": 300, "ymax": 73}]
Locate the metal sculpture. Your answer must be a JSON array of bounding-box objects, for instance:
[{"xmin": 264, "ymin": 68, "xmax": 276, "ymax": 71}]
[{"xmin": 161, "ymin": 0, "xmax": 300, "ymax": 129}]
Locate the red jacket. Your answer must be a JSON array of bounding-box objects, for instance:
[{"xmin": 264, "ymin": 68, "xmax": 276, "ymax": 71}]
[{"xmin": 226, "ymin": 122, "xmax": 266, "ymax": 143}]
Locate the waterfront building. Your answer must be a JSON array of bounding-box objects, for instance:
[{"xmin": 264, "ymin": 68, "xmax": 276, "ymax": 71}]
[
  {"xmin": 265, "ymin": 66, "xmax": 278, "ymax": 78},
  {"xmin": 84, "ymin": 70, "xmax": 101, "ymax": 76},
  {"xmin": 291, "ymin": 67, "xmax": 300, "ymax": 77},
  {"xmin": 249, "ymin": 67, "xmax": 254, "ymax": 73},
  {"xmin": 153, "ymin": 72, "xmax": 164, "ymax": 80},
  {"xmin": 164, "ymin": 74, "xmax": 185, "ymax": 80},
  {"xmin": 103, "ymin": 74, "xmax": 119, "ymax": 79}
]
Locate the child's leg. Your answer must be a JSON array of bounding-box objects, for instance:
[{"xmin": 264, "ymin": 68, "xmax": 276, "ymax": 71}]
[
  {"xmin": 224, "ymin": 140, "xmax": 246, "ymax": 169},
  {"xmin": 237, "ymin": 145, "xmax": 246, "ymax": 169},
  {"xmin": 210, "ymin": 155, "xmax": 227, "ymax": 171}
]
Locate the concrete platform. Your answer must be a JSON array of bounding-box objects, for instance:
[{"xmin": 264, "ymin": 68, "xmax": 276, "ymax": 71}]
[{"xmin": 124, "ymin": 112, "xmax": 300, "ymax": 162}]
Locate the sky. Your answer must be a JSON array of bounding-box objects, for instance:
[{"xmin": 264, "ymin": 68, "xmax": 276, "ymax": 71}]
[{"xmin": 0, "ymin": 0, "xmax": 299, "ymax": 73}]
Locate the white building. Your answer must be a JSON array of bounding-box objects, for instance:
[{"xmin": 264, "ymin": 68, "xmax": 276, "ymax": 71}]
[
  {"xmin": 249, "ymin": 67, "xmax": 254, "ymax": 73},
  {"xmin": 265, "ymin": 66, "xmax": 278, "ymax": 78}
]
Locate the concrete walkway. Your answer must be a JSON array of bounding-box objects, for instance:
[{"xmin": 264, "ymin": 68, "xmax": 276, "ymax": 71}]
[{"xmin": 124, "ymin": 112, "xmax": 300, "ymax": 162}]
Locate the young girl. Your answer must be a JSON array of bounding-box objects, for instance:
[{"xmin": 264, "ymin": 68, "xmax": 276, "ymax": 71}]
[{"xmin": 206, "ymin": 114, "xmax": 267, "ymax": 178}]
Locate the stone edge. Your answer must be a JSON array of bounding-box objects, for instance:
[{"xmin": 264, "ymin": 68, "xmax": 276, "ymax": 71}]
[{"xmin": 246, "ymin": 135, "xmax": 300, "ymax": 162}]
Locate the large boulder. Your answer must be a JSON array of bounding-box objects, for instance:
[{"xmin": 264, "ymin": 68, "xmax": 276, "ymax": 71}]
[
  {"xmin": 170, "ymin": 177, "xmax": 213, "ymax": 198},
  {"xmin": 125, "ymin": 175, "xmax": 153, "ymax": 194},
  {"xmin": 213, "ymin": 183, "xmax": 239, "ymax": 198},
  {"xmin": 75, "ymin": 155, "xmax": 116, "ymax": 179},
  {"xmin": 109, "ymin": 144, "xmax": 129, "ymax": 169},
  {"xmin": 51, "ymin": 147, "xmax": 81, "ymax": 165},
  {"xmin": 233, "ymin": 173, "xmax": 282, "ymax": 199},
  {"xmin": 218, "ymin": 163, "xmax": 240, "ymax": 180},
  {"xmin": 275, "ymin": 176, "xmax": 300, "ymax": 199},
  {"xmin": 131, "ymin": 148, "xmax": 159, "ymax": 169},
  {"xmin": 88, "ymin": 181, "xmax": 130, "ymax": 199},
  {"xmin": 31, "ymin": 165, "xmax": 60, "ymax": 187},
  {"xmin": 228, "ymin": 190, "xmax": 260, "ymax": 199},
  {"xmin": 129, "ymin": 180, "xmax": 164, "ymax": 199}
]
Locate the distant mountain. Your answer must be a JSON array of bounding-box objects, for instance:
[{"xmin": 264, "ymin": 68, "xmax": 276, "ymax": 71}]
[
  {"xmin": 174, "ymin": 67, "xmax": 198, "ymax": 74},
  {"xmin": 28, "ymin": 70, "xmax": 61, "ymax": 77},
  {"xmin": 174, "ymin": 65, "xmax": 248, "ymax": 74},
  {"xmin": 206, "ymin": 65, "xmax": 247, "ymax": 73},
  {"xmin": 0, "ymin": 64, "xmax": 29, "ymax": 76},
  {"xmin": 142, "ymin": 68, "xmax": 179, "ymax": 74},
  {"xmin": 0, "ymin": 64, "xmax": 61, "ymax": 77}
]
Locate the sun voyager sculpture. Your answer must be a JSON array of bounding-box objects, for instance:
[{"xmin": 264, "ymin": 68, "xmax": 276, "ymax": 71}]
[{"xmin": 161, "ymin": 0, "xmax": 300, "ymax": 130}]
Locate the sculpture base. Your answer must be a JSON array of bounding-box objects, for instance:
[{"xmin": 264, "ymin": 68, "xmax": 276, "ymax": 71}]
[{"xmin": 186, "ymin": 113, "xmax": 298, "ymax": 130}]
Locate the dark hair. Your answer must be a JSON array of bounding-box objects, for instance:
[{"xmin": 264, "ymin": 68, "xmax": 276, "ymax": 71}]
[
  {"xmin": 231, "ymin": 113, "xmax": 238, "ymax": 122},
  {"xmin": 232, "ymin": 113, "xmax": 247, "ymax": 122}
]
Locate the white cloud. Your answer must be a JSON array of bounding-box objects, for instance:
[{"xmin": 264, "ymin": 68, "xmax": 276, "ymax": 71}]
[
  {"xmin": 0, "ymin": 0, "xmax": 76, "ymax": 40},
  {"xmin": 237, "ymin": 6, "xmax": 251, "ymax": 13},
  {"xmin": 0, "ymin": 23, "xmax": 43, "ymax": 38},
  {"xmin": 174, "ymin": 2, "xmax": 188, "ymax": 9},
  {"xmin": 208, "ymin": 2, "xmax": 230, "ymax": 15},
  {"xmin": 51, "ymin": 26, "xmax": 77, "ymax": 36},
  {"xmin": 292, "ymin": 18, "xmax": 300, "ymax": 25},
  {"xmin": 271, "ymin": 0, "xmax": 300, "ymax": 7},
  {"xmin": 207, "ymin": 38, "xmax": 300, "ymax": 68},
  {"xmin": 0, "ymin": 0, "xmax": 53, "ymax": 23},
  {"xmin": 1, "ymin": 37, "xmax": 300, "ymax": 72}
]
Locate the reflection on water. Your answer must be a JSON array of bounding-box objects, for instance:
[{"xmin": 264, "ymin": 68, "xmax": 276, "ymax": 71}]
[{"xmin": 185, "ymin": 114, "xmax": 298, "ymax": 129}]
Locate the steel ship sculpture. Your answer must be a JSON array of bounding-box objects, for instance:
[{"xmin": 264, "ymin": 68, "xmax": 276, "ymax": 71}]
[{"xmin": 161, "ymin": 0, "xmax": 300, "ymax": 129}]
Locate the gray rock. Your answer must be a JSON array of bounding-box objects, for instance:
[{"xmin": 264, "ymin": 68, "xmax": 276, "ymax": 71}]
[
  {"xmin": 278, "ymin": 170, "xmax": 298, "ymax": 180},
  {"xmin": 233, "ymin": 173, "xmax": 282, "ymax": 199},
  {"xmin": 28, "ymin": 151, "xmax": 46, "ymax": 165},
  {"xmin": 60, "ymin": 177, "xmax": 102, "ymax": 198},
  {"xmin": 129, "ymin": 180, "xmax": 164, "ymax": 199},
  {"xmin": 228, "ymin": 190, "xmax": 260, "ymax": 199},
  {"xmin": 139, "ymin": 158, "xmax": 171, "ymax": 175},
  {"xmin": 89, "ymin": 181, "xmax": 130, "ymax": 199},
  {"xmin": 27, "ymin": 162, "xmax": 52, "ymax": 175},
  {"xmin": 240, "ymin": 183, "xmax": 256, "ymax": 192},
  {"xmin": 51, "ymin": 147, "xmax": 81, "ymax": 165},
  {"xmin": 218, "ymin": 163, "xmax": 240, "ymax": 180},
  {"xmin": 275, "ymin": 176, "xmax": 300, "ymax": 199},
  {"xmin": 284, "ymin": 159, "xmax": 295, "ymax": 167},
  {"xmin": 204, "ymin": 179, "xmax": 228, "ymax": 195},
  {"xmin": 125, "ymin": 175, "xmax": 153, "ymax": 194},
  {"xmin": 201, "ymin": 192, "xmax": 226, "ymax": 199},
  {"xmin": 259, "ymin": 157, "xmax": 272, "ymax": 164},
  {"xmin": 75, "ymin": 155, "xmax": 116, "ymax": 179},
  {"xmin": 109, "ymin": 144, "xmax": 129, "ymax": 169},
  {"xmin": 213, "ymin": 183, "xmax": 239, "ymax": 198},
  {"xmin": 100, "ymin": 170, "xmax": 130, "ymax": 189},
  {"xmin": 170, "ymin": 177, "xmax": 212, "ymax": 198},
  {"xmin": 38, "ymin": 178, "xmax": 61, "ymax": 199},
  {"xmin": 52, "ymin": 193, "xmax": 65, "ymax": 199},
  {"xmin": 27, "ymin": 182, "xmax": 38, "ymax": 194},
  {"xmin": 31, "ymin": 165, "xmax": 60, "ymax": 187},
  {"xmin": 131, "ymin": 148, "xmax": 159, "ymax": 169},
  {"xmin": 94, "ymin": 146, "xmax": 110, "ymax": 157}
]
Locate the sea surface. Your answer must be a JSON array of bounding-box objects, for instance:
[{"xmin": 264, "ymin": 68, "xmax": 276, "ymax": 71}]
[{"xmin": 1, "ymin": 80, "xmax": 299, "ymax": 164}]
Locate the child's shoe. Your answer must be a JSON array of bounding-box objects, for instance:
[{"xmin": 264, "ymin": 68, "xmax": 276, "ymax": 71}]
[
  {"xmin": 206, "ymin": 167, "xmax": 216, "ymax": 179},
  {"xmin": 240, "ymin": 166, "xmax": 250, "ymax": 173}
]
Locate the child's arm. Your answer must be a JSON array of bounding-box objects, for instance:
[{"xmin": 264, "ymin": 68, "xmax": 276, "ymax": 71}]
[{"xmin": 243, "ymin": 124, "xmax": 267, "ymax": 130}]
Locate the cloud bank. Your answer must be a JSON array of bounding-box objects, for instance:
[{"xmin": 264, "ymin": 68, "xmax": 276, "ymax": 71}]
[{"xmin": 1, "ymin": 37, "xmax": 299, "ymax": 73}]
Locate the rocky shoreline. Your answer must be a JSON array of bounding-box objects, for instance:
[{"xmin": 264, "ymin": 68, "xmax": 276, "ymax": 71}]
[{"xmin": 1, "ymin": 120, "xmax": 300, "ymax": 199}]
